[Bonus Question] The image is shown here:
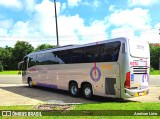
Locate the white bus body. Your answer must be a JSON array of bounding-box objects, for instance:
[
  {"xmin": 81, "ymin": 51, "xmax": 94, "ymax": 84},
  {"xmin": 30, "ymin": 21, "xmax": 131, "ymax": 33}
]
[{"xmin": 20, "ymin": 37, "xmax": 150, "ymax": 99}]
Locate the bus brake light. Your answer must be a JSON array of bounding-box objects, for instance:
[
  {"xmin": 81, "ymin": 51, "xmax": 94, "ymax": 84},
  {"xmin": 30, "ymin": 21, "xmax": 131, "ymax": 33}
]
[{"xmin": 125, "ymin": 72, "xmax": 130, "ymax": 88}]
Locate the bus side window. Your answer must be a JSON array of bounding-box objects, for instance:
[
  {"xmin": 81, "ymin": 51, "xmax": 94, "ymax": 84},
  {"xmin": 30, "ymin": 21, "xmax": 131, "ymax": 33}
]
[
  {"xmin": 98, "ymin": 41, "xmax": 121, "ymax": 62},
  {"xmin": 98, "ymin": 44, "xmax": 112, "ymax": 62},
  {"xmin": 28, "ymin": 55, "xmax": 36, "ymax": 68},
  {"xmin": 45, "ymin": 52, "xmax": 59, "ymax": 64},
  {"xmin": 83, "ymin": 45, "xmax": 98, "ymax": 63},
  {"xmin": 70, "ymin": 48, "xmax": 83, "ymax": 63},
  {"xmin": 55, "ymin": 50, "xmax": 71, "ymax": 64},
  {"xmin": 36, "ymin": 53, "xmax": 46, "ymax": 65}
]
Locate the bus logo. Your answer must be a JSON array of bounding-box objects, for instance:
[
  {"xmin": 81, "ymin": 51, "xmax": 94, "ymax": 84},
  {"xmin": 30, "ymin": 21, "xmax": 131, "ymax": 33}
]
[
  {"xmin": 142, "ymin": 73, "xmax": 149, "ymax": 82},
  {"xmin": 90, "ymin": 67, "xmax": 101, "ymax": 82}
]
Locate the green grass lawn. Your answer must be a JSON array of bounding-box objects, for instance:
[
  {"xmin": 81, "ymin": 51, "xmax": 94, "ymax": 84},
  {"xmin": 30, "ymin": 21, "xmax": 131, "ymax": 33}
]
[
  {"xmin": 0, "ymin": 70, "xmax": 20, "ymax": 75},
  {"xmin": 0, "ymin": 102, "xmax": 159, "ymax": 110},
  {"xmin": 74, "ymin": 102, "xmax": 160, "ymax": 110},
  {"xmin": 150, "ymin": 70, "xmax": 160, "ymax": 75},
  {"xmin": 0, "ymin": 102, "xmax": 160, "ymax": 118}
]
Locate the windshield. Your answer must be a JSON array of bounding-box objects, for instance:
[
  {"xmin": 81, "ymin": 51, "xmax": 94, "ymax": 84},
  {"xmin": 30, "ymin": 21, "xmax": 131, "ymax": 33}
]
[{"xmin": 129, "ymin": 40, "xmax": 149, "ymax": 58}]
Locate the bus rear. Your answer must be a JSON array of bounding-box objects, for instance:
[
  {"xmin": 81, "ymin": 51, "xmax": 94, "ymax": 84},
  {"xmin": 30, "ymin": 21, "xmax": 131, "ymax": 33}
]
[{"xmin": 124, "ymin": 39, "xmax": 150, "ymax": 98}]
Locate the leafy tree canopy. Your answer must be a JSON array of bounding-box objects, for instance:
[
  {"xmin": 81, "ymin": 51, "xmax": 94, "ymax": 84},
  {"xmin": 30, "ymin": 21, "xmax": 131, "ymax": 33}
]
[{"xmin": 35, "ymin": 44, "xmax": 55, "ymax": 51}]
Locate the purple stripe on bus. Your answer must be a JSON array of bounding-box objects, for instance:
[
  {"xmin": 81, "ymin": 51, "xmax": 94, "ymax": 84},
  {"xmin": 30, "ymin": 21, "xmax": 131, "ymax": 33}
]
[{"xmin": 37, "ymin": 83, "xmax": 57, "ymax": 89}]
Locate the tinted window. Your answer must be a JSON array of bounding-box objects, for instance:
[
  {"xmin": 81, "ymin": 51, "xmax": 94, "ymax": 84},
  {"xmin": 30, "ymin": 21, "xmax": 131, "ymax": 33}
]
[
  {"xmin": 28, "ymin": 55, "xmax": 36, "ymax": 68},
  {"xmin": 36, "ymin": 53, "xmax": 46, "ymax": 65},
  {"xmin": 82, "ymin": 45, "xmax": 99, "ymax": 63},
  {"xmin": 45, "ymin": 52, "xmax": 60, "ymax": 64},
  {"xmin": 98, "ymin": 41, "xmax": 121, "ymax": 62},
  {"xmin": 55, "ymin": 50, "xmax": 71, "ymax": 64},
  {"xmin": 36, "ymin": 41, "xmax": 121, "ymax": 65},
  {"xmin": 70, "ymin": 48, "xmax": 84, "ymax": 63}
]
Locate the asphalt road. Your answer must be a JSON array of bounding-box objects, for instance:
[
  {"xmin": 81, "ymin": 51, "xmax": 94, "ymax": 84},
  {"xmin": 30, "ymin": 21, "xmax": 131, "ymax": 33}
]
[
  {"xmin": 149, "ymin": 75, "xmax": 160, "ymax": 86},
  {"xmin": 0, "ymin": 75, "xmax": 22, "ymax": 84},
  {"xmin": 0, "ymin": 75, "xmax": 159, "ymax": 106}
]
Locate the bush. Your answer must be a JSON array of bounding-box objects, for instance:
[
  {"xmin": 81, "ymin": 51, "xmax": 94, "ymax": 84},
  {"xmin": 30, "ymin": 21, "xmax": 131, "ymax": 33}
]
[{"xmin": 150, "ymin": 66, "xmax": 154, "ymax": 72}]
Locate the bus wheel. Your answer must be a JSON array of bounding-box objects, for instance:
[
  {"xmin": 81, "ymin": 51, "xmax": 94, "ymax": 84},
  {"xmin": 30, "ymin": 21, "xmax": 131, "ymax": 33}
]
[
  {"xmin": 69, "ymin": 82, "xmax": 79, "ymax": 97},
  {"xmin": 83, "ymin": 84, "xmax": 93, "ymax": 99},
  {"xmin": 28, "ymin": 79, "xmax": 33, "ymax": 88}
]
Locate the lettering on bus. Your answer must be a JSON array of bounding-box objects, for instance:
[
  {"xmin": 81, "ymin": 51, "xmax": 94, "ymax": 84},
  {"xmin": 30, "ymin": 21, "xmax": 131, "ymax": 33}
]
[
  {"xmin": 130, "ymin": 61, "xmax": 138, "ymax": 66},
  {"xmin": 101, "ymin": 64, "xmax": 112, "ymax": 70},
  {"xmin": 136, "ymin": 45, "xmax": 144, "ymax": 50}
]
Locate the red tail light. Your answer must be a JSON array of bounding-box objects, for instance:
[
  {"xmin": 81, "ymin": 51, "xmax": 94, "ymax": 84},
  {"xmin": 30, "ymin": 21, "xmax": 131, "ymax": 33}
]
[{"xmin": 125, "ymin": 72, "xmax": 130, "ymax": 88}]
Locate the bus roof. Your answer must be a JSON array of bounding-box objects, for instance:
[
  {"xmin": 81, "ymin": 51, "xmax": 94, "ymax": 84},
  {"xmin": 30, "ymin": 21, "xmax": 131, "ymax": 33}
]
[{"xmin": 27, "ymin": 37, "xmax": 128, "ymax": 56}]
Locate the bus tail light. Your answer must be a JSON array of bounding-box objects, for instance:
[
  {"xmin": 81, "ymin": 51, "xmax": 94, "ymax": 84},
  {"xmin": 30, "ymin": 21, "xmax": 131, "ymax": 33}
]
[{"xmin": 125, "ymin": 72, "xmax": 130, "ymax": 88}]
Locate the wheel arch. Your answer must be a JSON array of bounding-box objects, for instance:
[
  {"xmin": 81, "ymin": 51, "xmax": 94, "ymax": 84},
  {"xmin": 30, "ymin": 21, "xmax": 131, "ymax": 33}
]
[
  {"xmin": 81, "ymin": 81, "xmax": 94, "ymax": 94},
  {"xmin": 27, "ymin": 77, "xmax": 32, "ymax": 84},
  {"xmin": 69, "ymin": 80, "xmax": 79, "ymax": 90}
]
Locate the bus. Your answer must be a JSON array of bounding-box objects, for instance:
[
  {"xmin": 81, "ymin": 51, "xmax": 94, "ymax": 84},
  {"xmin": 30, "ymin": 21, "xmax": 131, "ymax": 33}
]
[{"xmin": 19, "ymin": 37, "xmax": 150, "ymax": 99}]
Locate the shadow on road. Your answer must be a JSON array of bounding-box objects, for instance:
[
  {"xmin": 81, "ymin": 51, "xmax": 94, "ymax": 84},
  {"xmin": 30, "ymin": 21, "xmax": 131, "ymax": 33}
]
[{"xmin": 0, "ymin": 85, "xmax": 136, "ymax": 104}]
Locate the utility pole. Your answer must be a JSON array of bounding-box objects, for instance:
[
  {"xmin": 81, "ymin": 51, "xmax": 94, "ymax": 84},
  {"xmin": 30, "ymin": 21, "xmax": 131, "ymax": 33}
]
[
  {"xmin": 54, "ymin": 0, "xmax": 59, "ymax": 47},
  {"xmin": 159, "ymin": 29, "xmax": 160, "ymax": 74}
]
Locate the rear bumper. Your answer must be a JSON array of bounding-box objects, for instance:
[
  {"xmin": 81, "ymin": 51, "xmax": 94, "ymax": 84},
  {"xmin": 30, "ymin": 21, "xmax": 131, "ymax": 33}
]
[{"xmin": 124, "ymin": 88, "xmax": 149, "ymax": 98}]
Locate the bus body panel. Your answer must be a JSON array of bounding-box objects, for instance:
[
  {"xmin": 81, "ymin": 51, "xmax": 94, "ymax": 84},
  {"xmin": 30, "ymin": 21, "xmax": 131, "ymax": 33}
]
[{"xmin": 26, "ymin": 62, "xmax": 120, "ymax": 98}]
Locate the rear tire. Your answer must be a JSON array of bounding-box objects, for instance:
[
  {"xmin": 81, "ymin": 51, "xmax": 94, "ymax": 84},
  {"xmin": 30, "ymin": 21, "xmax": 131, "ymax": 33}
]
[
  {"xmin": 28, "ymin": 79, "xmax": 33, "ymax": 88},
  {"xmin": 83, "ymin": 84, "xmax": 93, "ymax": 99},
  {"xmin": 69, "ymin": 82, "xmax": 79, "ymax": 97}
]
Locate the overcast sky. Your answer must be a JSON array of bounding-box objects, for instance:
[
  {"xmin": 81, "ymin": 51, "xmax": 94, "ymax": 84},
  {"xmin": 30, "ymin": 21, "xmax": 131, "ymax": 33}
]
[{"xmin": 0, "ymin": 0, "xmax": 160, "ymax": 47}]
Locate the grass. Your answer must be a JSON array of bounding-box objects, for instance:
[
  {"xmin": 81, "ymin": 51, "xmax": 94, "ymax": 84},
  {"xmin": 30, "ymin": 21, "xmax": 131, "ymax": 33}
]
[
  {"xmin": 74, "ymin": 102, "xmax": 160, "ymax": 110},
  {"xmin": 150, "ymin": 70, "xmax": 160, "ymax": 75},
  {"xmin": 0, "ymin": 70, "xmax": 20, "ymax": 75},
  {"xmin": 0, "ymin": 103, "xmax": 160, "ymax": 118},
  {"xmin": 0, "ymin": 105, "xmax": 32, "ymax": 110}
]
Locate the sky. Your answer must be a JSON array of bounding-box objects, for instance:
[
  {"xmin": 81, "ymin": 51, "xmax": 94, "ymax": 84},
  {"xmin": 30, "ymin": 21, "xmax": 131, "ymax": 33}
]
[{"xmin": 0, "ymin": 0, "xmax": 160, "ymax": 47}]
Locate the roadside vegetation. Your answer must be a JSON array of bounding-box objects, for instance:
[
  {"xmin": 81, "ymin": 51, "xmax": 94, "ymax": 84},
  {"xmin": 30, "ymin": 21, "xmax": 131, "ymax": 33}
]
[
  {"xmin": 0, "ymin": 70, "xmax": 20, "ymax": 75},
  {"xmin": 150, "ymin": 70, "xmax": 160, "ymax": 75}
]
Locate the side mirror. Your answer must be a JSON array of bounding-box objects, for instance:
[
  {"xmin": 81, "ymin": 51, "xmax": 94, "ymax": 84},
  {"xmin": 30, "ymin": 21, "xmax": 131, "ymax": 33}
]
[{"xmin": 18, "ymin": 61, "xmax": 24, "ymax": 70}]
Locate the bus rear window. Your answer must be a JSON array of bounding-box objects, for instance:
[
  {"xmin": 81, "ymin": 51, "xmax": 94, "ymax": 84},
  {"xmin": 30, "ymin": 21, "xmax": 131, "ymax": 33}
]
[{"xmin": 129, "ymin": 40, "xmax": 149, "ymax": 58}]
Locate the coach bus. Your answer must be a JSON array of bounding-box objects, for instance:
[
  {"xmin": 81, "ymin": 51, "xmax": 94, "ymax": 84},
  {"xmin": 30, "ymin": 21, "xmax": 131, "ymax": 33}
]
[{"xmin": 19, "ymin": 37, "xmax": 150, "ymax": 99}]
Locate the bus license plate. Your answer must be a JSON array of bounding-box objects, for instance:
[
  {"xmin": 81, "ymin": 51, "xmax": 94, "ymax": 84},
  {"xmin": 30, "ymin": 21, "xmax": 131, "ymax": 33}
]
[{"xmin": 138, "ymin": 92, "xmax": 143, "ymax": 96}]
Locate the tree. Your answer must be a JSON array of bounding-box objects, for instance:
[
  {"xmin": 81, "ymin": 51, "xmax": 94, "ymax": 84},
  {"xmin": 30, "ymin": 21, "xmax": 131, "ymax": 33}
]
[
  {"xmin": 0, "ymin": 46, "xmax": 14, "ymax": 70},
  {"xmin": 0, "ymin": 61, "xmax": 3, "ymax": 72},
  {"xmin": 0, "ymin": 47, "xmax": 4, "ymax": 71},
  {"xmin": 12, "ymin": 41, "xmax": 34, "ymax": 70},
  {"xmin": 0, "ymin": 47, "xmax": 12, "ymax": 70},
  {"xmin": 150, "ymin": 45, "xmax": 160, "ymax": 70},
  {"xmin": 35, "ymin": 44, "xmax": 55, "ymax": 51}
]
